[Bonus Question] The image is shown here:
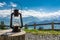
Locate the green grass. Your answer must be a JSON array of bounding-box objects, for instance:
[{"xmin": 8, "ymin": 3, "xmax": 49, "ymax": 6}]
[
  {"xmin": 24, "ymin": 29, "xmax": 60, "ymax": 35},
  {"xmin": 0, "ymin": 27, "xmax": 7, "ymax": 30}
]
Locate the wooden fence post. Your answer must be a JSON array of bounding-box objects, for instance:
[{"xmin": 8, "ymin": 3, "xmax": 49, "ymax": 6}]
[
  {"xmin": 52, "ymin": 22, "xmax": 54, "ymax": 30},
  {"xmin": 25, "ymin": 24, "xmax": 28, "ymax": 29},
  {"xmin": 34, "ymin": 23, "xmax": 36, "ymax": 29}
]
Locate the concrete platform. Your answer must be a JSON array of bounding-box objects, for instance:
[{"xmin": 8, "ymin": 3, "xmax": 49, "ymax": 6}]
[{"xmin": 0, "ymin": 29, "xmax": 26, "ymax": 40}]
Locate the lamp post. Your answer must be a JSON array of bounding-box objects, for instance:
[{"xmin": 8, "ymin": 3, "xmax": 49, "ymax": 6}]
[{"xmin": 10, "ymin": 9, "xmax": 23, "ymax": 32}]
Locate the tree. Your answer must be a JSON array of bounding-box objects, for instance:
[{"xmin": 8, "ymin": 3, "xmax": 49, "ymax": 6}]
[{"xmin": 0, "ymin": 21, "xmax": 6, "ymax": 29}]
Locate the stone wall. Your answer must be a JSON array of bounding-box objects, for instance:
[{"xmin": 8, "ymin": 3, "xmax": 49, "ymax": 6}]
[{"xmin": 25, "ymin": 33, "xmax": 60, "ymax": 40}]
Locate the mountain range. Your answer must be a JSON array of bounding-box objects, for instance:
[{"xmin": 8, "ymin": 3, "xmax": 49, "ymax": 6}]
[{"xmin": 0, "ymin": 15, "xmax": 60, "ymax": 25}]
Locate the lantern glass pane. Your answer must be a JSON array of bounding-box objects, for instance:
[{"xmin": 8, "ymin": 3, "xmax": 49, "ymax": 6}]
[{"xmin": 12, "ymin": 15, "xmax": 21, "ymax": 27}]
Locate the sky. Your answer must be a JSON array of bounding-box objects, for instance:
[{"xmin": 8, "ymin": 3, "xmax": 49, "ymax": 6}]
[
  {"xmin": 0, "ymin": 0, "xmax": 60, "ymax": 11},
  {"xmin": 0, "ymin": 0, "xmax": 60, "ymax": 20}
]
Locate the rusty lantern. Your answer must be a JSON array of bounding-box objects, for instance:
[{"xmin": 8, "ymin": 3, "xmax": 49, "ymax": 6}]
[{"xmin": 10, "ymin": 9, "xmax": 23, "ymax": 32}]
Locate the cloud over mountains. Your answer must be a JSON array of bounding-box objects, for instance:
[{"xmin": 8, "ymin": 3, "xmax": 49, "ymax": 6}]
[
  {"xmin": 0, "ymin": 9, "xmax": 60, "ymax": 19},
  {"xmin": 0, "ymin": 2, "xmax": 60, "ymax": 24}
]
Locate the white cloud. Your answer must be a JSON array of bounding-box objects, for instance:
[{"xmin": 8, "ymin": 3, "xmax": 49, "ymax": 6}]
[
  {"xmin": 22, "ymin": 10, "xmax": 60, "ymax": 18},
  {"xmin": 0, "ymin": 2, "xmax": 6, "ymax": 7},
  {"xmin": 0, "ymin": 9, "xmax": 60, "ymax": 20},
  {"xmin": 40, "ymin": 9, "xmax": 43, "ymax": 11},
  {"xmin": 10, "ymin": 2, "xmax": 17, "ymax": 7},
  {"xmin": 0, "ymin": 9, "xmax": 11, "ymax": 17}
]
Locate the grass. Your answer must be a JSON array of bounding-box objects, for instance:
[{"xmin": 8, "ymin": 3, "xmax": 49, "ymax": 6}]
[
  {"xmin": 24, "ymin": 29, "xmax": 60, "ymax": 35},
  {"xmin": 0, "ymin": 27, "xmax": 7, "ymax": 30}
]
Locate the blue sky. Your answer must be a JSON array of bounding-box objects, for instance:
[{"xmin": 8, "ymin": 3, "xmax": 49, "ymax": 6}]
[{"xmin": 0, "ymin": 0, "xmax": 60, "ymax": 12}]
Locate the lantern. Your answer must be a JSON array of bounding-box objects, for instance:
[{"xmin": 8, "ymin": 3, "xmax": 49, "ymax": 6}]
[{"xmin": 10, "ymin": 9, "xmax": 23, "ymax": 32}]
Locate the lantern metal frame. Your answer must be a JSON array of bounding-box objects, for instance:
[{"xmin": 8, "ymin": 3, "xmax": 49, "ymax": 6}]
[{"xmin": 10, "ymin": 9, "xmax": 23, "ymax": 32}]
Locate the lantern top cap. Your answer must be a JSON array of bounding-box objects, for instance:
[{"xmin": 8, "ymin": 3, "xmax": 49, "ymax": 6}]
[{"xmin": 14, "ymin": 9, "xmax": 19, "ymax": 12}]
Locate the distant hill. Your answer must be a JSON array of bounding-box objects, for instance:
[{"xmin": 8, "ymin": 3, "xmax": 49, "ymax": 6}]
[{"xmin": 0, "ymin": 15, "xmax": 60, "ymax": 26}]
